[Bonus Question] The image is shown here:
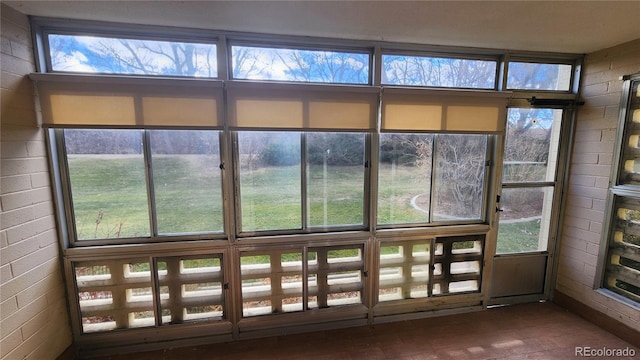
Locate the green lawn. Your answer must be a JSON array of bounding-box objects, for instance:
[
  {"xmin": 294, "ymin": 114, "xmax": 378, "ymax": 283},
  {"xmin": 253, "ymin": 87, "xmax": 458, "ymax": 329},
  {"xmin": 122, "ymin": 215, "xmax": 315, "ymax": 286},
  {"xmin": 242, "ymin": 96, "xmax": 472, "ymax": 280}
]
[
  {"xmin": 496, "ymin": 220, "xmax": 542, "ymax": 253},
  {"xmin": 68, "ymin": 156, "xmax": 539, "ymax": 253}
]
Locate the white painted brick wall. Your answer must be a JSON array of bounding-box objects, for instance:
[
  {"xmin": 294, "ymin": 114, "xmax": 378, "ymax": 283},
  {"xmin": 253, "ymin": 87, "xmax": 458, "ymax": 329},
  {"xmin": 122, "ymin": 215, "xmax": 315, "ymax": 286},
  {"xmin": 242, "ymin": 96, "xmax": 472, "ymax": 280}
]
[
  {"xmin": 0, "ymin": 4, "xmax": 72, "ymax": 360},
  {"xmin": 557, "ymin": 38, "xmax": 640, "ymax": 331}
]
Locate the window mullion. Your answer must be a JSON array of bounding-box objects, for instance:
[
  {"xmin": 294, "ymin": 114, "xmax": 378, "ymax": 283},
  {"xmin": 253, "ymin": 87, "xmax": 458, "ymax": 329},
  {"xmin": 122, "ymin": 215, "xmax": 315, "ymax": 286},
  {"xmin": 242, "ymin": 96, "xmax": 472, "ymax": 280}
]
[
  {"xmin": 143, "ymin": 130, "xmax": 158, "ymax": 237},
  {"xmin": 428, "ymin": 134, "xmax": 438, "ymax": 223},
  {"xmin": 301, "ymin": 133, "xmax": 308, "ymax": 230}
]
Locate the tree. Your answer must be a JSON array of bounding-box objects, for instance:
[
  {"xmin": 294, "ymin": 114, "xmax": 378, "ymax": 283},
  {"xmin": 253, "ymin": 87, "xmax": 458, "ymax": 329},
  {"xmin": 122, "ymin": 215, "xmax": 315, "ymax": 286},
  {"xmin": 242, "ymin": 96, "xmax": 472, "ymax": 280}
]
[{"xmin": 50, "ymin": 34, "xmax": 217, "ymax": 77}]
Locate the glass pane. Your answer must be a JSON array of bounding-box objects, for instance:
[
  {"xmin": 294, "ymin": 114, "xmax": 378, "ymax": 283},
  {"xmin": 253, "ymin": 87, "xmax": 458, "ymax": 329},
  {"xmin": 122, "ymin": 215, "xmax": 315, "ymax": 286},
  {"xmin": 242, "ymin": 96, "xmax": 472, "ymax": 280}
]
[
  {"xmin": 503, "ymin": 108, "xmax": 563, "ymax": 183},
  {"xmin": 150, "ymin": 130, "xmax": 223, "ymax": 234},
  {"xmin": 64, "ymin": 129, "xmax": 149, "ymax": 239},
  {"xmin": 496, "ymin": 187, "xmax": 554, "ymax": 254},
  {"xmin": 382, "ymin": 55, "xmax": 497, "ymax": 89},
  {"xmin": 238, "ymin": 132, "xmax": 301, "ymax": 231},
  {"xmin": 306, "ymin": 133, "xmax": 365, "ymax": 227},
  {"xmin": 49, "ymin": 34, "xmax": 217, "ymax": 77},
  {"xmin": 378, "ymin": 133, "xmax": 433, "ymax": 225},
  {"xmin": 231, "ymin": 45, "xmax": 369, "ymax": 84},
  {"xmin": 619, "ymin": 81, "xmax": 640, "ymax": 186},
  {"xmin": 507, "ymin": 62, "xmax": 572, "ymax": 91},
  {"xmin": 432, "ymin": 134, "xmax": 487, "ymax": 221}
]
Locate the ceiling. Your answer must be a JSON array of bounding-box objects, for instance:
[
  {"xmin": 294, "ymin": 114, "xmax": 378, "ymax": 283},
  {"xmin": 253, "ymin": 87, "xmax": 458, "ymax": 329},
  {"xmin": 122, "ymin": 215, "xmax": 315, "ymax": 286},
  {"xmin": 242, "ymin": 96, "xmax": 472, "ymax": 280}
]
[{"xmin": 5, "ymin": 1, "xmax": 640, "ymax": 54}]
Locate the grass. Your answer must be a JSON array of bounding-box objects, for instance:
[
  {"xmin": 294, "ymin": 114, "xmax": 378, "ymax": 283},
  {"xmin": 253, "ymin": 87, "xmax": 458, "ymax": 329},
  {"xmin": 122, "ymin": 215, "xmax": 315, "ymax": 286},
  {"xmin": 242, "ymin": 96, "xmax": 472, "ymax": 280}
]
[
  {"xmin": 496, "ymin": 219, "xmax": 542, "ymax": 253},
  {"xmin": 68, "ymin": 155, "xmax": 539, "ymax": 253}
]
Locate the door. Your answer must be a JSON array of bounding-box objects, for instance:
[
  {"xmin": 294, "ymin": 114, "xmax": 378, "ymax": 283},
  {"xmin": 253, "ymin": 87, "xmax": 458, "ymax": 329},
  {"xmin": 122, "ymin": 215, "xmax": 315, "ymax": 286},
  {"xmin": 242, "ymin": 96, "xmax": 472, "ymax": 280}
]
[{"xmin": 489, "ymin": 107, "xmax": 568, "ymax": 302}]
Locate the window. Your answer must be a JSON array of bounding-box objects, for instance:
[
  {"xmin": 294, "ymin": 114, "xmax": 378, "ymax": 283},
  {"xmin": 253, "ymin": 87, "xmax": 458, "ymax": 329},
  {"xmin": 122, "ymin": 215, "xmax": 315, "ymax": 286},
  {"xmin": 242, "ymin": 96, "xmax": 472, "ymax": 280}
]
[
  {"xmin": 237, "ymin": 131, "xmax": 367, "ymax": 233},
  {"xmin": 506, "ymin": 61, "xmax": 572, "ymax": 91},
  {"xmin": 48, "ymin": 34, "xmax": 218, "ymax": 77},
  {"xmin": 231, "ymin": 45, "xmax": 370, "ymax": 84},
  {"xmin": 382, "ymin": 54, "xmax": 497, "ymax": 89},
  {"xmin": 378, "ymin": 133, "xmax": 489, "ymax": 225},
  {"xmin": 61, "ymin": 129, "xmax": 224, "ymax": 242},
  {"xmin": 33, "ymin": 19, "xmax": 582, "ymax": 346},
  {"xmin": 603, "ymin": 73, "xmax": 640, "ymax": 303}
]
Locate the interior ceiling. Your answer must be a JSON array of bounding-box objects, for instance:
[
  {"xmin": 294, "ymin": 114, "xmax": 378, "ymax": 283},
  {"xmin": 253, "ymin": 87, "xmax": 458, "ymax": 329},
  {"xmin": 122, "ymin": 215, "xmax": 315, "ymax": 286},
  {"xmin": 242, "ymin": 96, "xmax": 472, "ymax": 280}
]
[{"xmin": 5, "ymin": 1, "xmax": 640, "ymax": 54}]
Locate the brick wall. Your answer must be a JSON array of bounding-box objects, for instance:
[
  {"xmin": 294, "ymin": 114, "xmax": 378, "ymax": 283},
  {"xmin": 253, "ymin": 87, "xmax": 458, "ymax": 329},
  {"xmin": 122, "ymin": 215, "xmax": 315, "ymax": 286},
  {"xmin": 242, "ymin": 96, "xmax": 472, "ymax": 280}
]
[
  {"xmin": 0, "ymin": 4, "xmax": 73, "ymax": 359},
  {"xmin": 557, "ymin": 38, "xmax": 640, "ymax": 331}
]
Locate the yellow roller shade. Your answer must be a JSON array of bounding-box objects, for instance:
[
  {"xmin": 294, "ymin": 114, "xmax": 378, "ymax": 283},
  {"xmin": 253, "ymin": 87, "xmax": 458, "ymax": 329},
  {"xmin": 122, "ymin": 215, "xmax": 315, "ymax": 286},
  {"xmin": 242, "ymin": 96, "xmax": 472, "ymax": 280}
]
[
  {"xmin": 227, "ymin": 81, "xmax": 378, "ymax": 131},
  {"xmin": 382, "ymin": 88, "xmax": 509, "ymax": 133},
  {"xmin": 50, "ymin": 94, "xmax": 135, "ymax": 126},
  {"xmin": 31, "ymin": 73, "xmax": 223, "ymax": 128}
]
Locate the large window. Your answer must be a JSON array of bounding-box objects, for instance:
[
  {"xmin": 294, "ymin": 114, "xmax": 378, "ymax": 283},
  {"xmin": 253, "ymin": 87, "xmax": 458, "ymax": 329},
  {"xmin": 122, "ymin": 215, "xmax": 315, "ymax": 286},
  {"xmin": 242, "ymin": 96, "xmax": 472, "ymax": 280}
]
[
  {"xmin": 62, "ymin": 129, "xmax": 224, "ymax": 241},
  {"xmin": 237, "ymin": 131, "xmax": 367, "ymax": 233},
  {"xmin": 603, "ymin": 74, "xmax": 640, "ymax": 303},
  {"xmin": 33, "ymin": 19, "xmax": 581, "ymax": 347},
  {"xmin": 378, "ymin": 133, "xmax": 489, "ymax": 226}
]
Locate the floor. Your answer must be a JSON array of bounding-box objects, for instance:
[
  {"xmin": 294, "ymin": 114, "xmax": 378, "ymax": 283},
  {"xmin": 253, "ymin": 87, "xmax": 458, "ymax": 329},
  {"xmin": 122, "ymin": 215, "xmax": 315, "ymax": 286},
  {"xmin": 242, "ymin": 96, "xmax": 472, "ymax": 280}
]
[{"xmin": 91, "ymin": 302, "xmax": 637, "ymax": 360}]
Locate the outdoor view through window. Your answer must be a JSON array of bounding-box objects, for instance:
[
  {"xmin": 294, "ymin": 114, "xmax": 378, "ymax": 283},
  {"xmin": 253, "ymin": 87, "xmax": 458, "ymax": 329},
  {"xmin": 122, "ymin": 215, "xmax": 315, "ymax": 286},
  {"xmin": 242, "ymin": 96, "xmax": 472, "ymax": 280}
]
[{"xmin": 49, "ymin": 33, "xmax": 570, "ymax": 245}]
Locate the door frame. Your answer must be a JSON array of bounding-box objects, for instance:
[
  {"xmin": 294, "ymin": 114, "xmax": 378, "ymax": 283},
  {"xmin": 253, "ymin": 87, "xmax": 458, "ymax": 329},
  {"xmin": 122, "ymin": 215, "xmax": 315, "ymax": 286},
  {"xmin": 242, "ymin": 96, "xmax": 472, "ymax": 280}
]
[{"xmin": 486, "ymin": 103, "xmax": 577, "ymax": 305}]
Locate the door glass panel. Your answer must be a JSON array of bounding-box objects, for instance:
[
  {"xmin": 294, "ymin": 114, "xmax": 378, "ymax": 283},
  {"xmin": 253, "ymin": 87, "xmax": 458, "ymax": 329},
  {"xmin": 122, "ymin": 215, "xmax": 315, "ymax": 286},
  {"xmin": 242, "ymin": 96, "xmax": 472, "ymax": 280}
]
[
  {"xmin": 497, "ymin": 186, "xmax": 554, "ymax": 254},
  {"xmin": 503, "ymin": 108, "xmax": 563, "ymax": 183}
]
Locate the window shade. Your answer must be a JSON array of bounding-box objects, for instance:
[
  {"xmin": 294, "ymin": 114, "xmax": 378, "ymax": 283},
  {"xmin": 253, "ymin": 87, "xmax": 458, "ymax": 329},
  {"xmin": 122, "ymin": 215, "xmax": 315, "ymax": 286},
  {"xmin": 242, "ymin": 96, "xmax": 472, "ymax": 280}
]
[
  {"xmin": 381, "ymin": 88, "xmax": 510, "ymax": 133},
  {"xmin": 226, "ymin": 81, "xmax": 378, "ymax": 131},
  {"xmin": 31, "ymin": 73, "xmax": 223, "ymax": 128}
]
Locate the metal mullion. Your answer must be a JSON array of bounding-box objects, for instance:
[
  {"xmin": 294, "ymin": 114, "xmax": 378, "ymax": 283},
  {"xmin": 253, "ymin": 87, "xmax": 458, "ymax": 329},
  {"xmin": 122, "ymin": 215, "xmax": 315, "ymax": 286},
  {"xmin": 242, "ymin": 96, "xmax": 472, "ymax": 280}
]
[
  {"xmin": 302, "ymin": 246, "xmax": 309, "ymax": 311},
  {"xmin": 428, "ymin": 134, "xmax": 438, "ymax": 223},
  {"xmin": 364, "ymin": 132, "xmax": 373, "ymax": 231},
  {"xmin": 373, "ymin": 45, "xmax": 382, "ymax": 86},
  {"xmin": 143, "ymin": 130, "xmax": 158, "ymax": 237},
  {"xmin": 480, "ymin": 135, "xmax": 493, "ymax": 223},
  {"xmin": 150, "ymin": 257, "xmax": 162, "ymax": 327},
  {"xmin": 501, "ymin": 182, "xmax": 556, "ymax": 189},
  {"xmin": 217, "ymin": 34, "xmax": 229, "ymax": 81},
  {"xmin": 231, "ymin": 132, "xmax": 244, "ymax": 236},
  {"xmin": 428, "ymin": 237, "xmax": 435, "ymax": 297},
  {"xmin": 301, "ymin": 133, "xmax": 308, "ymax": 231}
]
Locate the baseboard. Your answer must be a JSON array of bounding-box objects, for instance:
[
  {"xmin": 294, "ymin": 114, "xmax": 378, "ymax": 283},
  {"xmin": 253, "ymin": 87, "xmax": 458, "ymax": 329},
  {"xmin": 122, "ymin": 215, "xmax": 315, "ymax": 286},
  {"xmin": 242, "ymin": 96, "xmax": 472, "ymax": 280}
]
[{"xmin": 553, "ymin": 290, "xmax": 640, "ymax": 348}]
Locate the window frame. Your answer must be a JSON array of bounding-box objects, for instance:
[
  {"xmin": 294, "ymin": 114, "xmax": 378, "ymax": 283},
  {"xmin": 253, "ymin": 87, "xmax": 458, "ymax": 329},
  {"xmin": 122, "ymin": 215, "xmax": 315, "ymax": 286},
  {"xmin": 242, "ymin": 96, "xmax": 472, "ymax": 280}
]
[
  {"xmin": 30, "ymin": 17, "xmax": 586, "ymax": 352},
  {"xmin": 503, "ymin": 56, "xmax": 577, "ymax": 93},
  {"xmin": 51, "ymin": 128, "xmax": 229, "ymax": 247},
  {"xmin": 228, "ymin": 40, "xmax": 374, "ymax": 85},
  {"xmin": 380, "ymin": 49, "xmax": 501, "ymax": 90},
  {"xmin": 598, "ymin": 73, "xmax": 640, "ymax": 307},
  {"xmin": 376, "ymin": 132, "xmax": 494, "ymax": 229},
  {"xmin": 232, "ymin": 131, "xmax": 372, "ymax": 237},
  {"xmin": 36, "ymin": 19, "xmax": 223, "ymax": 79}
]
